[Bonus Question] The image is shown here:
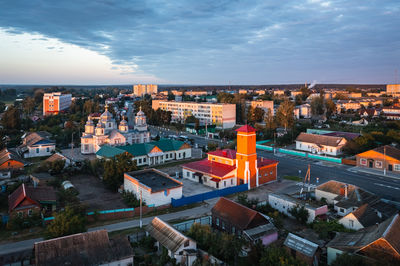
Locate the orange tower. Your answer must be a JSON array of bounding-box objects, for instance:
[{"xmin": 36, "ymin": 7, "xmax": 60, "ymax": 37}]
[{"xmin": 236, "ymin": 125, "xmax": 258, "ymax": 189}]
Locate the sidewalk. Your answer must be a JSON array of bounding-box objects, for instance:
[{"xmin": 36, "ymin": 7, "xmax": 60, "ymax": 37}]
[{"xmin": 348, "ymin": 166, "xmax": 400, "ymax": 180}]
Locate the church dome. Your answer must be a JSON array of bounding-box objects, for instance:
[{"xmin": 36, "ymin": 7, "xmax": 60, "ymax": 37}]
[
  {"xmin": 100, "ymin": 104, "xmax": 113, "ymax": 121},
  {"xmin": 96, "ymin": 122, "xmax": 105, "ymax": 128}
]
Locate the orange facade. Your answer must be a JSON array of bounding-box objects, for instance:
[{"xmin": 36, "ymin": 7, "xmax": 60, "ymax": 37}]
[{"xmin": 236, "ymin": 128, "xmax": 258, "ymax": 188}]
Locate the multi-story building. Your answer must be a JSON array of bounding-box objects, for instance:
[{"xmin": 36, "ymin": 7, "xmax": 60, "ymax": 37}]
[
  {"xmin": 133, "ymin": 84, "xmax": 158, "ymax": 97},
  {"xmin": 43, "ymin": 92, "xmax": 72, "ymax": 116},
  {"xmin": 250, "ymin": 100, "xmax": 274, "ymax": 114},
  {"xmin": 152, "ymin": 100, "xmax": 236, "ymax": 129},
  {"xmin": 386, "ymin": 84, "xmax": 400, "ymax": 97},
  {"xmin": 382, "ymin": 107, "xmax": 400, "ymax": 120}
]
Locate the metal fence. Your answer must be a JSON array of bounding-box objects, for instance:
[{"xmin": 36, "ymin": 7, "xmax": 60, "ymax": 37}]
[
  {"xmin": 171, "ymin": 184, "xmax": 249, "ymax": 207},
  {"xmin": 173, "ymin": 216, "xmax": 212, "ymax": 232}
]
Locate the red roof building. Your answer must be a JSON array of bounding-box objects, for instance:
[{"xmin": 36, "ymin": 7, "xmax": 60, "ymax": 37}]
[
  {"xmin": 8, "ymin": 183, "xmax": 57, "ymax": 217},
  {"xmin": 182, "ymin": 125, "xmax": 278, "ymax": 189}
]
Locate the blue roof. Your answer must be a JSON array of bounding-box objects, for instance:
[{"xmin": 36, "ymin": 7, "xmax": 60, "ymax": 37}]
[{"xmin": 31, "ymin": 139, "xmax": 55, "ymax": 146}]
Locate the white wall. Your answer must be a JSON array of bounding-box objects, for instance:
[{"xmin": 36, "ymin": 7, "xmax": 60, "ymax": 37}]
[
  {"xmin": 124, "ymin": 177, "xmax": 182, "ymax": 206},
  {"xmin": 327, "ymin": 247, "xmax": 343, "ymax": 265},
  {"xmin": 268, "ymin": 194, "xmax": 316, "ymax": 223},
  {"xmin": 296, "ymin": 141, "xmax": 341, "ymax": 156},
  {"xmin": 315, "ymin": 190, "xmax": 338, "ymax": 204},
  {"xmin": 26, "ymin": 144, "xmax": 55, "ymax": 158},
  {"xmin": 338, "ymin": 214, "xmax": 364, "ymax": 230},
  {"xmin": 170, "ymin": 239, "xmax": 197, "ymax": 266}
]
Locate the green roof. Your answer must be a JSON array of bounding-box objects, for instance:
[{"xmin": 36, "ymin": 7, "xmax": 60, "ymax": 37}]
[
  {"xmin": 96, "ymin": 139, "xmax": 186, "ymax": 158},
  {"xmin": 95, "ymin": 145, "xmax": 125, "ymax": 158}
]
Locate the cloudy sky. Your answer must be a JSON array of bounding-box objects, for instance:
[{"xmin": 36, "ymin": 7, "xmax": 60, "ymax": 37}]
[{"xmin": 0, "ymin": 0, "xmax": 399, "ymax": 85}]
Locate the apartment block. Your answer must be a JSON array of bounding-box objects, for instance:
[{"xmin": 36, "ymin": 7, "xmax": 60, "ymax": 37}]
[
  {"xmin": 133, "ymin": 84, "xmax": 158, "ymax": 97},
  {"xmin": 152, "ymin": 100, "xmax": 236, "ymax": 128},
  {"xmin": 43, "ymin": 92, "xmax": 72, "ymax": 116},
  {"xmin": 387, "ymin": 84, "xmax": 400, "ymax": 97},
  {"xmin": 249, "ymin": 100, "xmax": 274, "ymax": 114}
]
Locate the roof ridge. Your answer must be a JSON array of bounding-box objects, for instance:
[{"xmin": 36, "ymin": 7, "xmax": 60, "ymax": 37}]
[{"xmin": 383, "ymin": 213, "xmax": 399, "ymax": 238}]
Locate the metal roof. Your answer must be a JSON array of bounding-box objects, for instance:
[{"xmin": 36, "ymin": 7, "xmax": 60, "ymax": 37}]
[{"xmin": 284, "ymin": 233, "xmax": 319, "ymax": 257}]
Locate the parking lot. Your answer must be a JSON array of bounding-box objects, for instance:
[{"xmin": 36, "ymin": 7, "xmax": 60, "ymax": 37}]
[{"xmin": 70, "ymin": 175, "xmax": 127, "ymax": 211}]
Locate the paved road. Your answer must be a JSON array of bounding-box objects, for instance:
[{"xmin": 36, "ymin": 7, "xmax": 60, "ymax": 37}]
[
  {"xmin": 0, "ymin": 200, "xmax": 215, "ymax": 256},
  {"xmin": 257, "ymin": 149, "xmax": 400, "ymax": 202},
  {"xmin": 148, "ymin": 125, "xmax": 229, "ymax": 148}
]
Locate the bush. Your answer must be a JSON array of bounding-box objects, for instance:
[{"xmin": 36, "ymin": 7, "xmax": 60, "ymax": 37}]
[
  {"xmin": 289, "ymin": 205, "xmax": 310, "ymax": 224},
  {"xmin": 122, "ymin": 190, "xmax": 145, "ymax": 208},
  {"xmin": 7, "ymin": 212, "xmax": 42, "ymax": 230},
  {"xmin": 46, "ymin": 205, "xmax": 87, "ymax": 238}
]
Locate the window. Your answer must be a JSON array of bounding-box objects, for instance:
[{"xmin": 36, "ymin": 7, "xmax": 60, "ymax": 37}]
[
  {"xmin": 349, "ymin": 220, "xmax": 354, "ymax": 228},
  {"xmin": 184, "ymin": 240, "xmax": 189, "ymax": 247},
  {"xmin": 375, "ymin": 161, "xmax": 383, "ymax": 168},
  {"xmin": 36, "ymin": 148, "xmax": 39, "ymax": 153},
  {"xmin": 84, "ymin": 144, "xmax": 89, "ymax": 151},
  {"xmin": 143, "ymin": 158, "xmax": 146, "ymax": 162},
  {"xmin": 187, "ymin": 171, "xmax": 190, "ymax": 177},
  {"xmin": 360, "ymin": 158, "xmax": 367, "ymax": 166},
  {"xmin": 166, "ymin": 154, "xmax": 168, "ymax": 159},
  {"xmin": 224, "ymin": 181, "xmax": 226, "ymax": 187},
  {"xmin": 216, "ymin": 218, "xmax": 220, "ymax": 226},
  {"xmin": 270, "ymin": 171, "xmax": 273, "ymax": 175},
  {"xmin": 138, "ymin": 158, "xmax": 142, "ymax": 164},
  {"xmin": 28, "ymin": 209, "xmax": 33, "ymax": 216},
  {"xmin": 46, "ymin": 147, "xmax": 50, "ymax": 152},
  {"xmin": 231, "ymin": 179, "xmax": 233, "ymax": 185},
  {"xmin": 395, "ymin": 164, "xmax": 400, "ymax": 171}
]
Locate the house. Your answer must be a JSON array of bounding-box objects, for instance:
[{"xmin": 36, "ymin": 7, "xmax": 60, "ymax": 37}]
[
  {"xmin": 182, "ymin": 125, "xmax": 279, "ymax": 189},
  {"xmin": 359, "ymin": 108, "xmax": 380, "ymax": 118},
  {"xmin": 350, "ymin": 118, "xmax": 369, "ymax": 126},
  {"xmin": 0, "ymin": 148, "xmax": 25, "ymax": 171},
  {"xmin": 327, "ymin": 214, "xmax": 400, "ymax": 264},
  {"xmin": 8, "ymin": 183, "xmax": 56, "ymax": 217},
  {"xmin": 30, "ymin": 173, "xmax": 55, "ymax": 187},
  {"xmin": 211, "ymin": 197, "xmax": 278, "ymax": 245},
  {"xmin": 356, "ymin": 145, "xmax": 400, "ymax": 173},
  {"xmin": 336, "ymin": 100, "xmax": 361, "ymax": 113},
  {"xmin": 295, "ymin": 132, "xmax": 347, "ymax": 156},
  {"xmin": 124, "ymin": 169, "xmax": 182, "ymax": 207},
  {"xmin": 268, "ymin": 193, "xmax": 328, "ymax": 223},
  {"xmin": 338, "ymin": 203, "xmax": 384, "ymax": 230},
  {"xmin": 34, "ymin": 230, "xmax": 134, "ymax": 265},
  {"xmin": 96, "ymin": 138, "xmax": 192, "ymax": 166},
  {"xmin": 315, "ymin": 180, "xmax": 397, "ymax": 219},
  {"xmin": 294, "ymin": 104, "xmax": 311, "ymax": 119},
  {"xmin": 146, "ymin": 217, "xmax": 198, "ymax": 266},
  {"xmin": 18, "ymin": 131, "xmax": 55, "ymax": 158},
  {"xmin": 44, "ymin": 152, "xmax": 71, "ymax": 167},
  {"xmin": 382, "ymin": 107, "xmax": 400, "ymax": 120},
  {"xmin": 284, "ymin": 233, "xmax": 320, "ymax": 266}
]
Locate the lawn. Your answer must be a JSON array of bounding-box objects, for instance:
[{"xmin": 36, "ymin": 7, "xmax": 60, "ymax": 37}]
[{"xmin": 283, "ymin": 175, "xmax": 302, "ymax": 182}]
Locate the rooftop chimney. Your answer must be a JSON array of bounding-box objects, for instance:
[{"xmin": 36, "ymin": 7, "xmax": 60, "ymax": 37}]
[
  {"xmin": 345, "ymin": 185, "xmax": 348, "ymax": 199},
  {"xmin": 222, "ymin": 150, "xmax": 227, "ymax": 157}
]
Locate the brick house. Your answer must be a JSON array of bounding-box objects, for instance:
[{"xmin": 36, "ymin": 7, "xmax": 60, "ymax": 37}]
[
  {"xmin": 211, "ymin": 197, "xmax": 278, "ymax": 245},
  {"xmin": 356, "ymin": 145, "xmax": 400, "ymax": 173},
  {"xmin": 8, "ymin": 183, "xmax": 56, "ymax": 217}
]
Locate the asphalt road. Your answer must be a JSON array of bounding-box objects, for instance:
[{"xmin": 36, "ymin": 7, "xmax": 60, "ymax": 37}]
[
  {"xmin": 148, "ymin": 125, "xmax": 229, "ymax": 148},
  {"xmin": 257, "ymin": 149, "xmax": 400, "ymax": 202}
]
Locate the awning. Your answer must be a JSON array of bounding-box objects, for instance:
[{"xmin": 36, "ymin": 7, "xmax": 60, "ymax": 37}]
[
  {"xmin": 210, "ymin": 177, "xmax": 221, "ymax": 183},
  {"xmin": 148, "ymin": 152, "xmax": 164, "ymax": 157}
]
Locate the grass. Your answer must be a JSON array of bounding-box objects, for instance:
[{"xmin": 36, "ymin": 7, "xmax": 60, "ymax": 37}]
[
  {"xmin": 283, "ymin": 175, "xmax": 302, "ymax": 182},
  {"xmin": 0, "ymin": 226, "xmax": 45, "ymax": 243}
]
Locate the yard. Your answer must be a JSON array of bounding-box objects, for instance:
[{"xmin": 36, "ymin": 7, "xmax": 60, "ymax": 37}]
[{"xmin": 69, "ymin": 174, "xmax": 127, "ymax": 211}]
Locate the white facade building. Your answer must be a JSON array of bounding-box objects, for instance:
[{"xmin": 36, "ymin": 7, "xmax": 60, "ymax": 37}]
[
  {"xmin": 152, "ymin": 100, "xmax": 236, "ymax": 129},
  {"xmin": 124, "ymin": 169, "xmax": 182, "ymax": 207},
  {"xmin": 81, "ymin": 105, "xmax": 150, "ymax": 154},
  {"xmin": 295, "ymin": 133, "xmax": 347, "ymax": 156}
]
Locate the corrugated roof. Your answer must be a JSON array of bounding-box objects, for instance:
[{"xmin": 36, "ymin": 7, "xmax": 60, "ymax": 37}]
[
  {"xmin": 34, "ymin": 230, "xmax": 133, "ymax": 266},
  {"xmin": 146, "ymin": 217, "xmax": 193, "ymax": 253},
  {"xmin": 0, "ymin": 148, "xmax": 25, "ymax": 167},
  {"xmin": 284, "ymin": 233, "xmax": 319, "ymax": 257},
  {"xmin": 96, "ymin": 145, "xmax": 126, "ymax": 158},
  {"xmin": 296, "ymin": 132, "xmax": 345, "ymax": 147},
  {"xmin": 182, "ymin": 159, "xmax": 236, "ymax": 178},
  {"xmin": 211, "ymin": 197, "xmax": 269, "ymax": 230}
]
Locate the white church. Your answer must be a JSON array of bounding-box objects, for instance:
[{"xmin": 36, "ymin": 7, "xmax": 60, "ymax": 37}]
[{"xmin": 81, "ymin": 105, "xmax": 150, "ymax": 154}]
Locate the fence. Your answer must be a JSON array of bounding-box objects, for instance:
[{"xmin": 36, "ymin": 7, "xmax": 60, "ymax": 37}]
[
  {"xmin": 342, "ymin": 158, "xmax": 356, "ymax": 166},
  {"xmin": 173, "ymin": 216, "xmax": 212, "ymax": 232},
  {"xmin": 307, "ymin": 154, "xmax": 342, "ymax": 163},
  {"xmin": 278, "ymin": 148, "xmax": 307, "ymax": 157},
  {"xmin": 171, "ymin": 184, "xmax": 249, "ymax": 207}
]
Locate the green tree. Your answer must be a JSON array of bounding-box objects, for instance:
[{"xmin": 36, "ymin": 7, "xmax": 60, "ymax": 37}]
[
  {"xmin": 46, "ymin": 205, "xmax": 87, "ymax": 238},
  {"xmin": 276, "ymin": 99, "xmax": 294, "ymax": 130},
  {"xmin": 167, "ymin": 91, "xmax": 174, "ymax": 100},
  {"xmin": 259, "ymin": 246, "xmax": 306, "ymax": 266},
  {"xmin": 289, "ymin": 204, "xmax": 310, "ymax": 224},
  {"xmin": 1, "ymin": 105, "xmax": 21, "ymax": 130},
  {"xmin": 310, "ymin": 96, "xmax": 325, "ymax": 116},
  {"xmin": 264, "ymin": 108, "xmax": 276, "ymax": 131}
]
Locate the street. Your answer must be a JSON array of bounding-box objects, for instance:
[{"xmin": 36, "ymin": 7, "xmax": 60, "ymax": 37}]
[
  {"xmin": 257, "ymin": 149, "xmax": 400, "ymax": 202},
  {"xmin": 148, "ymin": 125, "xmax": 229, "ymax": 148}
]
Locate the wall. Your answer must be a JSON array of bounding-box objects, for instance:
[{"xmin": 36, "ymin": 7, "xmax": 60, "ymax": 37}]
[
  {"xmin": 339, "ymin": 213, "xmax": 364, "ymax": 230},
  {"xmin": 26, "ymin": 144, "xmax": 55, "ymax": 158},
  {"xmin": 315, "ymin": 190, "xmax": 338, "ymax": 204},
  {"xmin": 0, "ymin": 160, "xmax": 24, "ymax": 170},
  {"xmin": 171, "ymin": 184, "xmax": 248, "ymax": 207},
  {"xmin": 327, "ymin": 247, "xmax": 343, "ymax": 265}
]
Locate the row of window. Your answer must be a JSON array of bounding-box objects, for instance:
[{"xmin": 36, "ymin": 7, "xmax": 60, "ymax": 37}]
[{"xmin": 36, "ymin": 147, "xmax": 51, "ymax": 153}]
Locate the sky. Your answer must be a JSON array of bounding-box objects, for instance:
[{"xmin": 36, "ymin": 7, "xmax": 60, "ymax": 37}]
[{"xmin": 0, "ymin": 0, "xmax": 399, "ymax": 85}]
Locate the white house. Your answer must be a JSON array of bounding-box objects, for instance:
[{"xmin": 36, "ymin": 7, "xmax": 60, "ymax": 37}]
[
  {"xmin": 147, "ymin": 217, "xmax": 198, "ymax": 266},
  {"xmin": 124, "ymin": 169, "xmax": 182, "ymax": 207},
  {"xmin": 268, "ymin": 193, "xmax": 328, "ymax": 223},
  {"xmin": 18, "ymin": 131, "xmax": 56, "ymax": 158},
  {"xmin": 295, "ymin": 132, "xmax": 347, "ymax": 156}
]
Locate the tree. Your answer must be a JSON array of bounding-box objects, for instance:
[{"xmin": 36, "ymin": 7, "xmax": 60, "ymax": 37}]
[
  {"xmin": 46, "ymin": 205, "xmax": 87, "ymax": 238},
  {"xmin": 331, "ymin": 253, "xmax": 365, "ymax": 266},
  {"xmin": 252, "ymin": 107, "xmax": 265, "ymax": 123},
  {"xmin": 325, "ymin": 99, "xmax": 336, "ymax": 118},
  {"xmin": 264, "ymin": 108, "xmax": 276, "ymax": 131},
  {"xmin": 185, "ymin": 115, "xmax": 198, "ymax": 124},
  {"xmin": 259, "ymin": 246, "xmax": 306, "ymax": 266},
  {"xmin": 310, "ymin": 96, "xmax": 325, "ymax": 116},
  {"xmin": 276, "ymin": 99, "xmax": 294, "ymax": 130},
  {"xmin": 167, "ymin": 91, "xmax": 174, "ymax": 100},
  {"xmin": 1, "ymin": 105, "xmax": 21, "ymax": 130},
  {"xmin": 289, "ymin": 204, "xmax": 310, "ymax": 224},
  {"xmin": 295, "ymin": 94, "xmax": 303, "ymax": 105},
  {"xmin": 103, "ymin": 153, "xmax": 137, "ymax": 191}
]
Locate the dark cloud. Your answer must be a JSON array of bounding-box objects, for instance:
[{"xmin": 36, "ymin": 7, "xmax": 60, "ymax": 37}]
[{"xmin": 0, "ymin": 0, "xmax": 399, "ymax": 83}]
